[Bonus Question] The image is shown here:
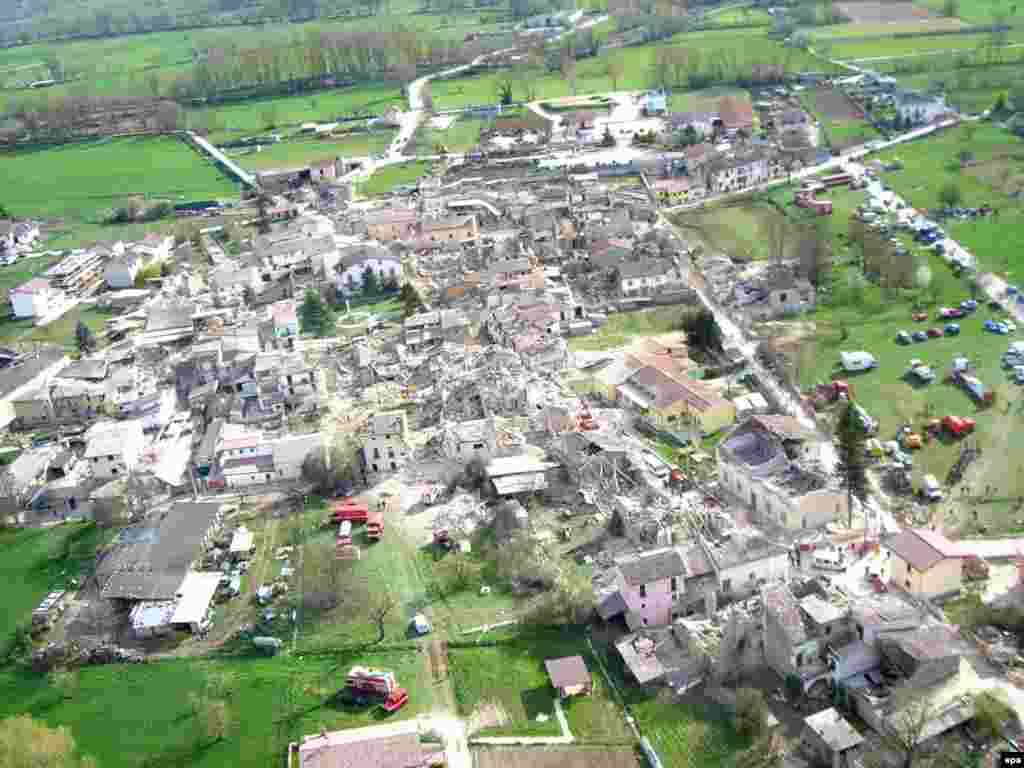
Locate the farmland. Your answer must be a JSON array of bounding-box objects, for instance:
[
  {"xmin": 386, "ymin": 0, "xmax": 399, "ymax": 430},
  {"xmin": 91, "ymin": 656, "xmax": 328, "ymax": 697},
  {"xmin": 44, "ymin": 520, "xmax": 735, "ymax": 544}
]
[
  {"xmin": 0, "ymin": 136, "xmax": 239, "ymax": 236},
  {"xmin": 809, "ymin": 18, "xmax": 966, "ymax": 38},
  {"xmin": 0, "ymin": 652, "xmax": 434, "ymax": 768},
  {"xmin": 868, "ymin": 123, "xmax": 1024, "ymax": 280},
  {"xmin": 828, "ymin": 28, "xmax": 1024, "ymax": 60}
]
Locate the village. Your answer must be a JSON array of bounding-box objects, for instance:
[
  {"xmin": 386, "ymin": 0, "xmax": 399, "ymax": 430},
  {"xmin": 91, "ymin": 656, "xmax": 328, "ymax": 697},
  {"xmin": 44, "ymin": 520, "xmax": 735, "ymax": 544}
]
[{"xmin": 1, "ymin": 69, "xmax": 1024, "ymax": 768}]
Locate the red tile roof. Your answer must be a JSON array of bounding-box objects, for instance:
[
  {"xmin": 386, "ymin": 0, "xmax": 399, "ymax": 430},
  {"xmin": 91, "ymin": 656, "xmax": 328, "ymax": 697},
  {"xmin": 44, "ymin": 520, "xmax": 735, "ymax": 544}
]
[
  {"xmin": 885, "ymin": 528, "xmax": 964, "ymax": 571},
  {"xmin": 719, "ymin": 96, "xmax": 754, "ymax": 130},
  {"xmin": 13, "ymin": 277, "xmax": 51, "ymax": 294}
]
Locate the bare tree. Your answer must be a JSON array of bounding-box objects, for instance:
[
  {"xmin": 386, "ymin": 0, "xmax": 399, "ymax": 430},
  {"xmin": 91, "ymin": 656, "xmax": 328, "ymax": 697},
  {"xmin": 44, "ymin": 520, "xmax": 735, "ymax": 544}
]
[
  {"xmin": 797, "ymin": 220, "xmax": 830, "ymax": 286},
  {"xmin": 763, "ymin": 212, "xmax": 790, "ymax": 264},
  {"xmin": 871, "ymin": 692, "xmax": 943, "ymax": 768}
]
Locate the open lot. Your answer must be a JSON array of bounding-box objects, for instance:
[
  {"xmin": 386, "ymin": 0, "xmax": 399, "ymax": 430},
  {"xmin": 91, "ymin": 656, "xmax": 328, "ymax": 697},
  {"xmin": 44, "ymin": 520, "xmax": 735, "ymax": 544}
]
[
  {"xmin": 829, "ymin": 28, "xmax": 1024, "ymax": 60},
  {"xmin": 0, "ymin": 305, "xmax": 114, "ymax": 350},
  {"xmin": 1, "ymin": 136, "xmax": 239, "ymax": 238},
  {"xmin": 810, "ymin": 18, "xmax": 965, "ymax": 38},
  {"xmin": 869, "ymin": 122, "xmax": 1024, "ymax": 281},
  {"xmin": 407, "ymin": 114, "xmax": 489, "ymax": 156},
  {"xmin": 673, "ymin": 196, "xmax": 808, "ymax": 263},
  {"xmin": 0, "ymin": 652, "xmax": 433, "ymax": 768},
  {"xmin": 568, "ymin": 306, "xmax": 691, "ymax": 352},
  {"xmin": 474, "ymin": 746, "xmax": 642, "ymax": 768},
  {"xmin": 918, "ymin": 0, "xmax": 1024, "ymax": 22},
  {"xmin": 667, "ymin": 86, "xmax": 749, "ymax": 114}
]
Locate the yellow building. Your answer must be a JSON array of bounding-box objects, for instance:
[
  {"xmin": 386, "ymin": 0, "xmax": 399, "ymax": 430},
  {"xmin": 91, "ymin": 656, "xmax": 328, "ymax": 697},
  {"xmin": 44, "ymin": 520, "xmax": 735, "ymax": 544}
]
[
  {"xmin": 364, "ymin": 208, "xmax": 418, "ymax": 241},
  {"xmin": 421, "ymin": 214, "xmax": 479, "ymax": 243},
  {"xmin": 885, "ymin": 528, "xmax": 964, "ymax": 600},
  {"xmin": 617, "ymin": 365, "xmax": 736, "ymax": 435}
]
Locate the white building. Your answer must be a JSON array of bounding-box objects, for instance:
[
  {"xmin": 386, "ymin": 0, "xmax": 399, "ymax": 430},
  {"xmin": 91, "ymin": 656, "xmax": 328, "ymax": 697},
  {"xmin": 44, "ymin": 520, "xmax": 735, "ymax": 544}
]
[
  {"xmin": 10, "ymin": 278, "xmax": 66, "ymax": 319},
  {"xmin": 83, "ymin": 420, "xmax": 145, "ymax": 480},
  {"xmin": 895, "ymin": 91, "xmax": 948, "ymax": 125}
]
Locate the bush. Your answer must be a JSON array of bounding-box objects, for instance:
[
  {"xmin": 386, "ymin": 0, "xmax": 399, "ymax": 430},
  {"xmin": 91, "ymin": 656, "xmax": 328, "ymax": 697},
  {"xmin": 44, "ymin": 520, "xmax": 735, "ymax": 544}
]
[{"xmin": 735, "ymin": 687, "xmax": 768, "ymax": 740}]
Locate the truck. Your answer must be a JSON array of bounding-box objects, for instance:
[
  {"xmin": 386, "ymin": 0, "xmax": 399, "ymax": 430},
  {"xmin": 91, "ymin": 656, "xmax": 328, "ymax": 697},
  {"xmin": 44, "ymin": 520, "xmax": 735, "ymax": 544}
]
[
  {"xmin": 331, "ymin": 499, "xmax": 370, "ymax": 523},
  {"xmin": 366, "ymin": 510, "xmax": 384, "ymax": 541},
  {"xmin": 343, "ymin": 667, "xmax": 409, "ymax": 712}
]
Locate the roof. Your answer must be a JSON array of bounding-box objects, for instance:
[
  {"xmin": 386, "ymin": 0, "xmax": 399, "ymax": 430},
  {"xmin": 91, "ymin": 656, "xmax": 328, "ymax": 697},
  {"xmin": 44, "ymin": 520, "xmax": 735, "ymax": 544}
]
[
  {"xmin": 295, "ymin": 720, "xmax": 425, "ymax": 768},
  {"xmin": 364, "ymin": 208, "xmax": 418, "ymax": 227},
  {"xmin": 752, "ymin": 415, "xmax": 814, "ymax": 442},
  {"xmin": 804, "ymin": 708, "xmax": 864, "ymax": 753},
  {"xmin": 84, "ymin": 420, "xmax": 143, "ymax": 458},
  {"xmin": 651, "ymin": 178, "xmax": 690, "ymax": 193},
  {"xmin": 58, "ymin": 358, "xmax": 109, "ymax": 381},
  {"xmin": 485, "ymin": 455, "xmax": 556, "ymax": 478},
  {"xmin": 618, "ymin": 259, "xmax": 675, "ymax": 280},
  {"xmin": 719, "ymin": 96, "xmax": 754, "ymax": 129},
  {"xmin": 422, "ymin": 214, "xmax": 475, "ymax": 231},
  {"xmin": 99, "ymin": 502, "xmax": 223, "ymax": 600},
  {"xmin": 12, "ymin": 277, "xmax": 52, "ymax": 294},
  {"xmin": 169, "ymin": 571, "xmax": 221, "ymax": 625},
  {"xmin": 800, "ymin": 594, "xmax": 846, "ymax": 626},
  {"xmin": 626, "ymin": 366, "xmax": 729, "ymax": 412},
  {"xmin": 617, "ymin": 548, "xmax": 686, "ymax": 587},
  {"xmin": 884, "ymin": 624, "xmax": 963, "ymax": 661},
  {"xmin": 270, "ymin": 300, "xmax": 297, "ymax": 325},
  {"xmin": 884, "ymin": 528, "xmax": 963, "ymax": 571},
  {"xmin": 230, "ymin": 526, "xmax": 254, "ymax": 554},
  {"xmin": 545, "ymin": 656, "xmax": 591, "ymax": 689}
]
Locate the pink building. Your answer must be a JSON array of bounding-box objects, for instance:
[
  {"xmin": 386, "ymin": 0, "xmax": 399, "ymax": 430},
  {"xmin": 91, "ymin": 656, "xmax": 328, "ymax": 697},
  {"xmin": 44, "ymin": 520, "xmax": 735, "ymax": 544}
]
[{"xmin": 614, "ymin": 548, "xmax": 687, "ymax": 628}]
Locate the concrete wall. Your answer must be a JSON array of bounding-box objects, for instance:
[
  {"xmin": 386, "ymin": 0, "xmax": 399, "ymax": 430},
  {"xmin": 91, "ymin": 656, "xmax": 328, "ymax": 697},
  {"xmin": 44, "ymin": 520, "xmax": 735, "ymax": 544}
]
[
  {"xmin": 720, "ymin": 552, "xmax": 789, "ymax": 599},
  {"xmin": 891, "ymin": 555, "xmax": 962, "ymax": 599}
]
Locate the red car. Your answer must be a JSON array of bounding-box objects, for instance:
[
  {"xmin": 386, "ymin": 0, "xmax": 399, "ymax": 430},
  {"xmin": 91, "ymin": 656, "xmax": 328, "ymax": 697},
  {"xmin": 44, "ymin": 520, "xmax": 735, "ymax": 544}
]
[
  {"xmin": 942, "ymin": 415, "xmax": 976, "ymax": 436},
  {"xmin": 926, "ymin": 327, "xmax": 943, "ymax": 338},
  {"xmin": 912, "ymin": 311, "xmax": 928, "ymax": 322}
]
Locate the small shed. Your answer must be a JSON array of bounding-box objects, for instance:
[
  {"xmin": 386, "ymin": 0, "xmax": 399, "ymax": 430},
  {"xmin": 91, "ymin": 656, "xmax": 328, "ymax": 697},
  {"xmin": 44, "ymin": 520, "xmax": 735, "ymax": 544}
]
[
  {"xmin": 544, "ymin": 655, "xmax": 592, "ymax": 698},
  {"xmin": 170, "ymin": 571, "xmax": 221, "ymax": 634},
  {"xmin": 801, "ymin": 707, "xmax": 864, "ymax": 768}
]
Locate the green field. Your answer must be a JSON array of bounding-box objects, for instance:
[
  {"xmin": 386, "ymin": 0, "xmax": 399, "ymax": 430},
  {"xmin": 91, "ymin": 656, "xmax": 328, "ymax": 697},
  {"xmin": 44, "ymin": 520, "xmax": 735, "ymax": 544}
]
[
  {"xmin": 809, "ymin": 19, "xmax": 966, "ymax": 39},
  {"xmin": 798, "ymin": 88, "xmax": 879, "ymax": 149},
  {"xmin": 0, "ymin": 524, "xmax": 115, "ymax": 647},
  {"xmin": 870, "ymin": 123, "xmax": 1024, "ymax": 280},
  {"xmin": 232, "ymin": 131, "xmax": 395, "ymax": 172},
  {"xmin": 896, "ymin": 63, "xmax": 1018, "ymax": 114},
  {"xmin": 568, "ymin": 306, "xmax": 691, "ymax": 352},
  {"xmin": 0, "ymin": 136, "xmax": 239, "ymax": 234},
  {"xmin": 705, "ymin": 6, "xmax": 773, "ymax": 26},
  {"xmin": 0, "ymin": 305, "xmax": 114, "ymax": 350},
  {"xmin": 829, "ymin": 28, "xmax": 1024, "ymax": 59},
  {"xmin": 449, "ymin": 629, "xmax": 630, "ymax": 740},
  {"xmin": 673, "ymin": 200, "xmax": 798, "ymax": 263},
  {"xmin": 409, "ymin": 114, "xmax": 489, "ymax": 155},
  {"xmin": 0, "ymin": 652, "xmax": 433, "ymax": 768},
  {"xmin": 431, "ymin": 29, "xmax": 835, "ymax": 108},
  {"xmin": 192, "ymin": 84, "xmax": 405, "ymax": 143},
  {"xmin": 920, "ymin": 0, "xmax": 1024, "ymax": 23},
  {"xmin": 356, "ymin": 160, "xmax": 433, "ymax": 197}
]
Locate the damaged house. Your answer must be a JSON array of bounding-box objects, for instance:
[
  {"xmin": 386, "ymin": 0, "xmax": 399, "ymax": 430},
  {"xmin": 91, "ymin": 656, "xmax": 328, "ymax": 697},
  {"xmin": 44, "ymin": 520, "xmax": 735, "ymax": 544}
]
[{"xmin": 717, "ymin": 416, "xmax": 848, "ymax": 530}]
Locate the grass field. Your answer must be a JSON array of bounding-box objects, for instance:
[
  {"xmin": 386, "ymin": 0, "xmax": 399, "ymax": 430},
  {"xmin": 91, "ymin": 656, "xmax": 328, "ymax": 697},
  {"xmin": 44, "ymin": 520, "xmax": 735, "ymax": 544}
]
[
  {"xmin": 356, "ymin": 160, "xmax": 433, "ymax": 197},
  {"xmin": 409, "ymin": 114, "xmax": 489, "ymax": 155},
  {"xmin": 0, "ymin": 523, "xmax": 116, "ymax": 646},
  {"xmin": 706, "ymin": 6, "xmax": 773, "ymax": 26},
  {"xmin": 450, "ymin": 628, "xmax": 630, "ymax": 740},
  {"xmin": 798, "ymin": 88, "xmax": 879, "ymax": 149},
  {"xmin": 673, "ymin": 200, "xmax": 797, "ymax": 262},
  {"xmin": 894, "ymin": 67, "xmax": 1012, "ymax": 114},
  {"xmin": 192, "ymin": 84, "xmax": 405, "ymax": 143},
  {"xmin": 0, "ymin": 305, "xmax": 114, "ymax": 350},
  {"xmin": 568, "ymin": 306, "xmax": 691, "ymax": 351},
  {"xmin": 869, "ymin": 122, "xmax": 1024, "ymax": 281},
  {"xmin": 667, "ymin": 86, "xmax": 749, "ymax": 114},
  {"xmin": 431, "ymin": 29, "xmax": 835, "ymax": 108},
  {"xmin": 809, "ymin": 19, "xmax": 966, "ymax": 38},
  {"xmin": 232, "ymin": 130, "xmax": 395, "ymax": 172},
  {"xmin": 0, "ymin": 652, "xmax": 433, "ymax": 768},
  {"xmin": 919, "ymin": 0, "xmax": 1024, "ymax": 23},
  {"xmin": 1, "ymin": 136, "xmax": 239, "ymax": 233},
  {"xmin": 829, "ymin": 28, "xmax": 1024, "ymax": 59}
]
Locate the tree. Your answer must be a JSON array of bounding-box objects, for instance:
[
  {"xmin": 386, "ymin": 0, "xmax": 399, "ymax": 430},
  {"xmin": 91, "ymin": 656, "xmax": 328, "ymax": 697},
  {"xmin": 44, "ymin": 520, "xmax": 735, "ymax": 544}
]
[
  {"xmin": 361, "ymin": 265, "xmax": 379, "ymax": 296},
  {"xmin": 399, "ymin": 282, "xmax": 425, "ymax": 317},
  {"xmin": 764, "ymin": 214, "xmax": 789, "ymax": 265},
  {"xmin": 939, "ymin": 182, "xmax": 962, "ymax": 207},
  {"xmin": 681, "ymin": 308, "xmax": 722, "ymax": 352},
  {"xmin": 298, "ymin": 288, "xmax": 334, "ymax": 337},
  {"xmin": 871, "ymin": 693, "xmax": 943, "ymax": 768},
  {"xmin": 607, "ymin": 58, "xmax": 624, "ymax": 92},
  {"xmin": 600, "ymin": 124, "xmax": 616, "ymax": 147},
  {"xmin": 735, "ymin": 687, "xmax": 768, "ymax": 741},
  {"xmin": 971, "ymin": 690, "xmax": 1015, "ymax": 741},
  {"xmin": 497, "ymin": 77, "xmax": 513, "ymax": 106},
  {"xmin": 368, "ymin": 593, "xmax": 396, "ymax": 643},
  {"xmin": 835, "ymin": 400, "xmax": 868, "ymax": 530},
  {"xmin": 48, "ymin": 669, "xmax": 78, "ymax": 701},
  {"xmin": 0, "ymin": 715, "xmax": 96, "ymax": 768},
  {"xmin": 797, "ymin": 221, "xmax": 831, "ymax": 287},
  {"xmin": 942, "ymin": 0, "xmax": 958, "ymax": 16},
  {"xmin": 74, "ymin": 320, "xmax": 96, "ymax": 356}
]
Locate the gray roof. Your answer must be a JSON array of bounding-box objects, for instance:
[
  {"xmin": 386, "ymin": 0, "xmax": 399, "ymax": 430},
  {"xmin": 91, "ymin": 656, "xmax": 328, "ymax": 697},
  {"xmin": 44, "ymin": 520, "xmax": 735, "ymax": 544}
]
[
  {"xmin": 84, "ymin": 421, "xmax": 142, "ymax": 459},
  {"xmin": 617, "ymin": 548, "xmax": 686, "ymax": 587},
  {"xmin": 99, "ymin": 502, "xmax": 222, "ymax": 600},
  {"xmin": 0, "ymin": 346, "xmax": 67, "ymax": 399},
  {"xmin": 58, "ymin": 358, "xmax": 109, "ymax": 381},
  {"xmin": 618, "ymin": 259, "xmax": 674, "ymax": 280},
  {"xmin": 544, "ymin": 656, "xmax": 591, "ymax": 689},
  {"xmin": 800, "ymin": 594, "xmax": 847, "ymax": 626}
]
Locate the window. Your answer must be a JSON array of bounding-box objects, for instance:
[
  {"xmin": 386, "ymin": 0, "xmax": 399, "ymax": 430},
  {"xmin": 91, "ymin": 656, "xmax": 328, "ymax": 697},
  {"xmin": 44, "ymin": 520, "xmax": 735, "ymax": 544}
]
[
  {"xmin": 391, "ymin": 462, "xmax": 397, "ymax": 470},
  {"xmin": 374, "ymin": 448, "xmax": 381, "ymax": 459},
  {"xmin": 723, "ymin": 578, "xmax": 732, "ymax": 593},
  {"xmin": 108, "ymin": 454, "xmax": 115, "ymax": 460},
  {"xmin": 796, "ymin": 652, "xmax": 803, "ymax": 667},
  {"xmin": 779, "ymin": 292, "xmax": 787, "ymax": 303},
  {"xmin": 639, "ymin": 584, "xmax": 647, "ymax": 598},
  {"xmin": 670, "ymin": 577, "xmax": 679, "ymax": 594},
  {"xmin": 473, "ymin": 442, "xmax": 485, "ymax": 449},
  {"xmin": 372, "ymin": 463, "xmax": 379, "ymax": 472},
  {"xmin": 388, "ymin": 449, "xmax": 395, "ymax": 458},
  {"xmin": 111, "ymin": 468, "xmax": 118, "ymax": 475}
]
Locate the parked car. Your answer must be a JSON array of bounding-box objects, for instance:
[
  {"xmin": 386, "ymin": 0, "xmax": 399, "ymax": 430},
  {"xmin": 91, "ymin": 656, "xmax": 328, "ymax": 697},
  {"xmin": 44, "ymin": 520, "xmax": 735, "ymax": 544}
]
[
  {"xmin": 911, "ymin": 311, "xmax": 928, "ymax": 322},
  {"xmin": 912, "ymin": 331, "xmax": 928, "ymax": 342},
  {"xmin": 985, "ymin": 319, "xmax": 1011, "ymax": 335},
  {"xmin": 945, "ymin": 323, "xmax": 960, "ymax": 336},
  {"xmin": 926, "ymin": 327, "xmax": 943, "ymax": 338},
  {"xmin": 960, "ymin": 299, "xmax": 978, "ymax": 312},
  {"xmin": 1014, "ymin": 366, "xmax": 1024, "ymax": 384},
  {"xmin": 939, "ymin": 307, "xmax": 965, "ymax": 319},
  {"xmin": 896, "ymin": 331, "xmax": 912, "ymax": 345}
]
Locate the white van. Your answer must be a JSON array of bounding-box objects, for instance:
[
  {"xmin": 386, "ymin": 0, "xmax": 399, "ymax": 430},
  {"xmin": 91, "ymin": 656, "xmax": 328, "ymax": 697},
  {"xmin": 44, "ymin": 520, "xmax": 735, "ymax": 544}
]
[
  {"xmin": 813, "ymin": 547, "xmax": 846, "ymax": 572},
  {"xmin": 921, "ymin": 474, "xmax": 943, "ymax": 501},
  {"xmin": 840, "ymin": 351, "xmax": 877, "ymax": 372}
]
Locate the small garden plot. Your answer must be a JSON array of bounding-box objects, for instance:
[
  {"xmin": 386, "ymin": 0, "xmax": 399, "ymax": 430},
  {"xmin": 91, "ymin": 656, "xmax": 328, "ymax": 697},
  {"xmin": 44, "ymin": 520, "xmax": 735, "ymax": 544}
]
[
  {"xmin": 800, "ymin": 88, "xmax": 879, "ymax": 150},
  {"xmin": 835, "ymin": 1, "xmax": 937, "ymax": 23}
]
